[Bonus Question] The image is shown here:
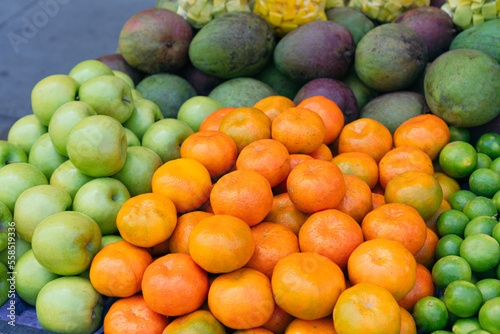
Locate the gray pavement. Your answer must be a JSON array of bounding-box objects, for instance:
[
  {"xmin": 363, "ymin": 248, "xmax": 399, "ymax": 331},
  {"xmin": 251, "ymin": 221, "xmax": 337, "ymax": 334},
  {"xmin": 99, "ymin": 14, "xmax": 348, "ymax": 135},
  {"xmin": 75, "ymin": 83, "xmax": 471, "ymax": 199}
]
[{"xmin": 0, "ymin": 0, "xmax": 157, "ymax": 140}]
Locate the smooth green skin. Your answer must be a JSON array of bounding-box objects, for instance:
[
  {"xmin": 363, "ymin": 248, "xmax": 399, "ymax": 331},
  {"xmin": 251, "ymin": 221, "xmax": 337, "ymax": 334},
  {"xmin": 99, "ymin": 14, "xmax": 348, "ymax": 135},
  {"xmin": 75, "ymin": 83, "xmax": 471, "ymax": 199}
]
[
  {"xmin": 14, "ymin": 249, "xmax": 59, "ymax": 306},
  {"xmin": 177, "ymin": 96, "xmax": 222, "ymax": 132},
  {"xmin": 491, "ymin": 157, "xmax": 500, "ymax": 174},
  {"xmin": 78, "ymin": 75, "xmax": 134, "ymax": 123},
  {"xmin": 424, "ymin": 49, "xmax": 500, "ymax": 127},
  {"xmin": 0, "ymin": 140, "xmax": 27, "ymax": 168},
  {"xmin": 435, "ymin": 234, "xmax": 463, "ymax": 259},
  {"xmin": 131, "ymin": 88, "xmax": 143, "ymax": 100},
  {"xmin": 100, "ymin": 235, "xmax": 125, "ymax": 249},
  {"xmin": 463, "ymin": 196, "xmax": 498, "ymax": 220},
  {"xmin": 0, "ymin": 233, "xmax": 31, "ymax": 267},
  {"xmin": 0, "ymin": 162, "xmax": 48, "ymax": 212},
  {"xmin": 255, "ymin": 61, "xmax": 302, "ymax": 100},
  {"xmin": 444, "ymin": 280, "xmax": 483, "ymax": 318},
  {"xmin": 460, "ymin": 234, "xmax": 500, "ymax": 273},
  {"xmin": 0, "ymin": 262, "xmax": 9, "ymax": 306},
  {"xmin": 451, "ymin": 317, "xmax": 482, "ymax": 334},
  {"xmin": 464, "ymin": 216, "xmax": 498, "ymax": 238},
  {"xmin": 449, "ymin": 190, "xmax": 477, "ymax": 211},
  {"xmin": 439, "ymin": 141, "xmax": 478, "ymax": 179},
  {"xmin": 68, "ymin": 59, "xmax": 114, "ymax": 86},
  {"xmin": 36, "ymin": 276, "xmax": 103, "ymax": 334},
  {"xmin": 31, "ymin": 74, "xmax": 79, "ymax": 126},
  {"xmin": 208, "ymin": 77, "xmax": 277, "ymax": 109},
  {"xmin": 13, "ymin": 185, "xmax": 72, "ymax": 243},
  {"xmin": 122, "ymin": 98, "xmax": 163, "ymax": 141},
  {"xmin": 155, "ymin": 0, "xmax": 178, "ymax": 11},
  {"xmin": 432, "ymin": 255, "xmax": 472, "ymax": 290},
  {"xmin": 413, "ymin": 296, "xmax": 448, "ymax": 332},
  {"xmin": 66, "ymin": 115, "xmax": 127, "ymax": 178},
  {"xmin": 164, "ymin": 309, "xmax": 225, "ymax": 333},
  {"xmin": 469, "ymin": 168, "xmax": 500, "ymax": 198},
  {"xmin": 7, "ymin": 114, "xmax": 48, "ymax": 156},
  {"xmin": 449, "ymin": 125, "xmax": 471, "ymax": 143},
  {"xmin": 476, "ymin": 153, "xmax": 493, "ymax": 170},
  {"xmin": 136, "ymin": 73, "xmax": 197, "ymax": 118},
  {"xmin": 112, "ymin": 146, "xmax": 163, "ymax": 197},
  {"xmin": 479, "ymin": 297, "xmax": 500, "ymax": 334},
  {"xmin": 436, "ymin": 209, "xmax": 470, "ymax": 238},
  {"xmin": 476, "ymin": 132, "xmax": 500, "ymax": 160},
  {"xmin": 113, "ymin": 70, "xmax": 134, "ymax": 89},
  {"xmin": 124, "ymin": 127, "xmax": 140, "ymax": 147},
  {"xmin": 477, "ymin": 278, "xmax": 500, "ymax": 303},
  {"xmin": 0, "ymin": 201, "xmax": 12, "ymax": 252},
  {"xmin": 493, "ymin": 222, "xmax": 500, "ymax": 244},
  {"xmin": 48, "ymin": 101, "xmax": 97, "ymax": 157},
  {"xmin": 449, "ymin": 18, "xmax": 500, "ymax": 63},
  {"xmin": 73, "ymin": 178, "xmax": 130, "ymax": 236},
  {"xmin": 142, "ymin": 118, "xmax": 194, "ymax": 163},
  {"xmin": 49, "ymin": 160, "xmax": 94, "ymax": 200},
  {"xmin": 31, "ymin": 211, "xmax": 101, "ymax": 276},
  {"xmin": 326, "ymin": 7, "xmax": 375, "ymax": 44},
  {"xmin": 341, "ymin": 66, "xmax": 379, "ymax": 110},
  {"xmin": 28, "ymin": 133, "xmax": 68, "ymax": 180}
]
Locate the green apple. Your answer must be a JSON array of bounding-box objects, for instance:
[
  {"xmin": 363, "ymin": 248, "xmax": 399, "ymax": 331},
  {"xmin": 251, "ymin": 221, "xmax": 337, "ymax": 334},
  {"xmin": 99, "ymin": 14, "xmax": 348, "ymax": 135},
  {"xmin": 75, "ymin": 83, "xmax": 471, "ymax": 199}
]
[
  {"xmin": 113, "ymin": 70, "xmax": 134, "ymax": 88},
  {"xmin": 14, "ymin": 249, "xmax": 60, "ymax": 306},
  {"xmin": 31, "ymin": 211, "xmax": 101, "ymax": 275},
  {"xmin": 112, "ymin": 146, "xmax": 163, "ymax": 196},
  {"xmin": 0, "ymin": 140, "xmax": 27, "ymax": 167},
  {"xmin": 66, "ymin": 115, "xmax": 127, "ymax": 177},
  {"xmin": 132, "ymin": 88, "xmax": 143, "ymax": 100},
  {"xmin": 0, "ymin": 162, "xmax": 48, "ymax": 212},
  {"xmin": 124, "ymin": 127, "xmax": 141, "ymax": 147},
  {"xmin": 50, "ymin": 160, "xmax": 94, "ymax": 200},
  {"xmin": 101, "ymin": 235, "xmax": 125, "ymax": 249},
  {"xmin": 0, "ymin": 262, "xmax": 9, "ymax": 306},
  {"xmin": 36, "ymin": 276, "xmax": 103, "ymax": 334},
  {"xmin": 177, "ymin": 96, "xmax": 223, "ymax": 132},
  {"xmin": 28, "ymin": 133, "xmax": 68, "ymax": 180},
  {"xmin": 7, "ymin": 114, "xmax": 48, "ymax": 156},
  {"xmin": 69, "ymin": 59, "xmax": 114, "ymax": 86},
  {"xmin": 78, "ymin": 74, "xmax": 134, "ymax": 123},
  {"xmin": 48, "ymin": 101, "xmax": 97, "ymax": 156},
  {"xmin": 31, "ymin": 74, "xmax": 79, "ymax": 126},
  {"xmin": 142, "ymin": 118, "xmax": 194, "ymax": 163},
  {"xmin": 123, "ymin": 98, "xmax": 163, "ymax": 140},
  {"xmin": 73, "ymin": 178, "xmax": 130, "ymax": 235},
  {"xmin": 14, "ymin": 184, "xmax": 72, "ymax": 242},
  {"xmin": 0, "ymin": 232, "xmax": 31, "ymax": 268},
  {"xmin": 0, "ymin": 201, "xmax": 12, "ymax": 252}
]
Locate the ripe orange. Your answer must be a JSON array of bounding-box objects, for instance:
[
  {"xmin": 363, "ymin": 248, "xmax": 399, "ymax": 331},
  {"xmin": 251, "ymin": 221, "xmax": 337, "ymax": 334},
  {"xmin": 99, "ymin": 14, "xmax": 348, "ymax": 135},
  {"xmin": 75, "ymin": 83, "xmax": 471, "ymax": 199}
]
[
  {"xmin": 296, "ymin": 95, "xmax": 345, "ymax": 145},
  {"xmin": 347, "ymin": 238, "xmax": 417, "ymax": 301},
  {"xmin": 331, "ymin": 151, "xmax": 379, "ymax": 189},
  {"xmin": 161, "ymin": 309, "xmax": 225, "ymax": 333},
  {"xmin": 309, "ymin": 143, "xmax": 333, "ymax": 161},
  {"xmin": 245, "ymin": 222, "xmax": 300, "ymax": 278},
  {"xmin": 116, "ymin": 193, "xmax": 177, "ymax": 248},
  {"xmin": 424, "ymin": 198, "xmax": 451, "ymax": 235},
  {"xmin": 141, "ymin": 253, "xmax": 209, "ymax": 317},
  {"xmin": 234, "ymin": 328, "xmax": 274, "ymax": 334},
  {"xmin": 253, "ymin": 95, "xmax": 296, "ymax": 121},
  {"xmin": 152, "ymin": 158, "xmax": 212, "ymax": 213},
  {"xmin": 298, "ymin": 209, "xmax": 364, "ymax": 271},
  {"xmin": 361, "ymin": 203, "xmax": 428, "ymax": 256},
  {"xmin": 271, "ymin": 107, "xmax": 326, "ymax": 154},
  {"xmin": 371, "ymin": 192, "xmax": 386, "ymax": 211},
  {"xmin": 89, "ymin": 240, "xmax": 152, "ymax": 297},
  {"xmin": 335, "ymin": 174, "xmax": 373, "ymax": 223},
  {"xmin": 168, "ymin": 211, "xmax": 214, "ymax": 254},
  {"xmin": 208, "ymin": 268, "xmax": 274, "ymax": 330},
  {"xmin": 273, "ymin": 154, "xmax": 315, "ymax": 194},
  {"xmin": 285, "ymin": 317, "xmax": 337, "ymax": 333},
  {"xmin": 199, "ymin": 107, "xmax": 235, "ymax": 131},
  {"xmin": 333, "ymin": 283, "xmax": 401, "ymax": 334},
  {"xmin": 272, "ymin": 252, "xmax": 346, "ymax": 320},
  {"xmin": 399, "ymin": 306, "xmax": 417, "ymax": 334},
  {"xmin": 337, "ymin": 118, "xmax": 393, "ymax": 163},
  {"xmin": 397, "ymin": 263, "xmax": 435, "ymax": 312},
  {"xmin": 188, "ymin": 214, "xmax": 255, "ymax": 274},
  {"xmin": 210, "ymin": 169, "xmax": 274, "ymax": 227},
  {"xmin": 264, "ymin": 192, "xmax": 310, "ymax": 235},
  {"xmin": 434, "ymin": 172, "xmax": 461, "ymax": 201},
  {"xmin": 218, "ymin": 107, "xmax": 272, "ymax": 153},
  {"xmin": 414, "ymin": 227, "xmax": 440, "ymax": 269},
  {"xmin": 103, "ymin": 294, "xmax": 169, "ymax": 334},
  {"xmin": 286, "ymin": 159, "xmax": 346, "ymax": 214},
  {"xmin": 393, "ymin": 114, "xmax": 450, "ymax": 161},
  {"xmin": 236, "ymin": 138, "xmax": 291, "ymax": 187},
  {"xmin": 180, "ymin": 130, "xmax": 238, "ymax": 179},
  {"xmin": 263, "ymin": 303, "xmax": 294, "ymax": 334}
]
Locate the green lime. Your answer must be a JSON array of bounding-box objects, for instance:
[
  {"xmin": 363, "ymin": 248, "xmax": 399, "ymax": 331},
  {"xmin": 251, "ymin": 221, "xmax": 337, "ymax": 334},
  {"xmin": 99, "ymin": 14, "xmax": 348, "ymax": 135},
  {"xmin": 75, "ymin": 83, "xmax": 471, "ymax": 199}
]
[
  {"xmin": 430, "ymin": 331, "xmax": 453, "ymax": 334},
  {"xmin": 436, "ymin": 209, "xmax": 470, "ymax": 238},
  {"xmin": 449, "ymin": 125, "xmax": 471, "ymax": 143},
  {"xmin": 439, "ymin": 141, "xmax": 478, "ymax": 179},
  {"xmin": 476, "ymin": 153, "xmax": 493, "ymax": 169},
  {"xmin": 469, "ymin": 168, "xmax": 500, "ymax": 198},
  {"xmin": 0, "ymin": 262, "xmax": 9, "ymax": 306},
  {"xmin": 468, "ymin": 330, "xmax": 492, "ymax": 334},
  {"xmin": 463, "ymin": 196, "xmax": 498, "ymax": 220},
  {"xmin": 435, "ymin": 234, "xmax": 464, "ymax": 259},
  {"xmin": 413, "ymin": 296, "xmax": 449, "ymax": 333},
  {"xmin": 470, "ymin": 273, "xmax": 479, "ymax": 284},
  {"xmin": 490, "ymin": 157, "xmax": 500, "ymax": 174},
  {"xmin": 460, "ymin": 234, "xmax": 500, "ymax": 273},
  {"xmin": 444, "ymin": 280, "xmax": 483, "ymax": 318},
  {"xmin": 478, "ymin": 296, "xmax": 500, "ymax": 334},
  {"xmin": 451, "ymin": 317, "xmax": 482, "ymax": 334},
  {"xmin": 432, "ymin": 255, "xmax": 472, "ymax": 290},
  {"xmin": 476, "ymin": 132, "xmax": 500, "ymax": 160},
  {"xmin": 492, "ymin": 191, "xmax": 500, "ymax": 216},
  {"xmin": 449, "ymin": 190, "xmax": 477, "ymax": 212},
  {"xmin": 464, "ymin": 216, "xmax": 499, "ymax": 238},
  {"xmin": 493, "ymin": 222, "xmax": 500, "ymax": 244},
  {"xmin": 476, "ymin": 278, "xmax": 500, "ymax": 303}
]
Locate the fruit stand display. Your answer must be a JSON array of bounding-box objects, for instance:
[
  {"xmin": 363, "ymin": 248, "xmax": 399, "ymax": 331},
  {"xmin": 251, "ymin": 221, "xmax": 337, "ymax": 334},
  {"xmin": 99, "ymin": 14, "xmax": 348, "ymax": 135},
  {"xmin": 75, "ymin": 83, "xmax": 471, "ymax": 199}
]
[{"xmin": 1, "ymin": 0, "xmax": 500, "ymax": 333}]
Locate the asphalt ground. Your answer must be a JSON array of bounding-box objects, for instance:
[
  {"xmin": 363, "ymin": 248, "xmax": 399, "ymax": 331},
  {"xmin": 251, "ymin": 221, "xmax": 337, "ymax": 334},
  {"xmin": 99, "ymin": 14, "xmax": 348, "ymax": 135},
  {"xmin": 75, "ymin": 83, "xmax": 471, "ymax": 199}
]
[{"xmin": 0, "ymin": 0, "xmax": 157, "ymax": 140}]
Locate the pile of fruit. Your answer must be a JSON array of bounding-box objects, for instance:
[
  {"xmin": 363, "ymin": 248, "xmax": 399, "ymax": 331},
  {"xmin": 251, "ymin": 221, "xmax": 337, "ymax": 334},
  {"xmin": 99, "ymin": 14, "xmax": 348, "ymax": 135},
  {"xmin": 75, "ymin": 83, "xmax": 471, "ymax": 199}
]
[{"xmin": 1, "ymin": 1, "xmax": 500, "ymax": 334}]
